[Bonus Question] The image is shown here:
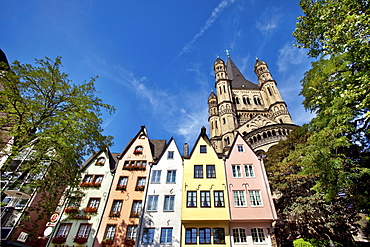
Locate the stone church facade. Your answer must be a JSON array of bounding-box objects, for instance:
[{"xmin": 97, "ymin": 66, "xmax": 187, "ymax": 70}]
[{"xmin": 208, "ymin": 56, "xmax": 296, "ymax": 154}]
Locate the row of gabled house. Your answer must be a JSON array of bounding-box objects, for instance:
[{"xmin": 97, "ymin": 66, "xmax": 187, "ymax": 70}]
[{"xmin": 47, "ymin": 125, "xmax": 277, "ymax": 247}]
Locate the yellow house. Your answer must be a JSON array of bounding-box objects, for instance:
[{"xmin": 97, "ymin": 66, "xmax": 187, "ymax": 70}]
[{"xmin": 182, "ymin": 127, "xmax": 230, "ymax": 246}]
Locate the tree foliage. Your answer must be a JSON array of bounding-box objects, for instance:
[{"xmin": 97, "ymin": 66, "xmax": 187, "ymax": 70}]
[
  {"xmin": 265, "ymin": 0, "xmax": 370, "ymax": 244},
  {"xmin": 0, "ymin": 57, "xmax": 114, "ymax": 207},
  {"xmin": 265, "ymin": 126, "xmax": 359, "ymax": 246},
  {"xmin": 292, "ymin": 0, "xmax": 370, "ymax": 201}
]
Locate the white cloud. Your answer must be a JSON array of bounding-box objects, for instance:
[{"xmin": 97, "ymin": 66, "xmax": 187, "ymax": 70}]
[
  {"xmin": 277, "ymin": 42, "xmax": 308, "ymax": 72},
  {"xmin": 255, "ymin": 14, "xmax": 280, "ymax": 36},
  {"xmin": 177, "ymin": 0, "xmax": 236, "ymax": 58}
]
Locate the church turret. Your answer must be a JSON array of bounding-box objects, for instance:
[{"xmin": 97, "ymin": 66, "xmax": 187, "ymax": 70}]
[
  {"xmin": 211, "ymin": 55, "xmax": 237, "ymax": 153},
  {"xmin": 209, "ymin": 53, "xmax": 296, "ymax": 154},
  {"xmin": 208, "ymin": 91, "xmax": 220, "ymax": 139}
]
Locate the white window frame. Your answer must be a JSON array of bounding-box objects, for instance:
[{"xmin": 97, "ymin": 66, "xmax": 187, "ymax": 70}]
[
  {"xmin": 233, "ymin": 228, "xmax": 247, "ymax": 243},
  {"xmin": 249, "ymin": 190, "xmax": 263, "ymax": 206},
  {"xmin": 237, "ymin": 145, "xmax": 244, "ymax": 152},
  {"xmin": 232, "ymin": 165, "xmax": 242, "ymax": 178},
  {"xmin": 151, "ymin": 170, "xmax": 161, "ymax": 184},
  {"xmin": 244, "ymin": 164, "xmax": 255, "ymax": 177},
  {"xmin": 147, "ymin": 195, "xmax": 158, "ymax": 211},
  {"xmin": 166, "ymin": 170, "xmax": 176, "ymax": 183},
  {"xmin": 251, "ymin": 228, "xmax": 266, "ymax": 243},
  {"xmin": 163, "ymin": 195, "xmax": 175, "ymax": 211},
  {"xmin": 233, "ymin": 190, "xmax": 247, "ymax": 207}
]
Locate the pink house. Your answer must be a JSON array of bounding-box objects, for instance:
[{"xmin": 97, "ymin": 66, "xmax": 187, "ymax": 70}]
[{"xmin": 225, "ymin": 134, "xmax": 277, "ymax": 247}]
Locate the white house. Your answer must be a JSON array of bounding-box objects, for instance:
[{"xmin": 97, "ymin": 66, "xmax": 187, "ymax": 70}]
[{"xmin": 138, "ymin": 137, "xmax": 183, "ymax": 247}]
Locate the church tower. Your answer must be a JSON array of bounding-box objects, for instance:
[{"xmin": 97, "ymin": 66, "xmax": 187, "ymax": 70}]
[{"xmin": 208, "ymin": 55, "xmax": 296, "ymax": 154}]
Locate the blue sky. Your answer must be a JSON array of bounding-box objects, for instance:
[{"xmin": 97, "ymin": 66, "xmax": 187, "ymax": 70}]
[{"xmin": 1, "ymin": 0, "xmax": 314, "ymax": 154}]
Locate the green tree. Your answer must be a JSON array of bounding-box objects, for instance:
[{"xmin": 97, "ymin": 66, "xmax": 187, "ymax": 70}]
[
  {"xmin": 265, "ymin": 126, "xmax": 359, "ymax": 246},
  {"xmin": 0, "ymin": 57, "xmax": 115, "ymax": 209},
  {"xmin": 292, "ymin": 0, "xmax": 370, "ymax": 204}
]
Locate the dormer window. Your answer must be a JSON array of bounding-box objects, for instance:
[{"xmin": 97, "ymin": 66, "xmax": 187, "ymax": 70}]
[
  {"xmin": 134, "ymin": 146, "xmax": 143, "ymax": 155},
  {"xmin": 96, "ymin": 157, "xmax": 106, "ymax": 166}
]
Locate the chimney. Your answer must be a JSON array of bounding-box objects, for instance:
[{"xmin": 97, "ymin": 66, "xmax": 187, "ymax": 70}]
[{"xmin": 183, "ymin": 143, "xmax": 189, "ymax": 157}]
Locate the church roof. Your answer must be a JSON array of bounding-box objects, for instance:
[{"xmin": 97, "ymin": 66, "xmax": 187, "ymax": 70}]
[
  {"xmin": 226, "ymin": 57, "xmax": 259, "ymax": 90},
  {"xmin": 208, "ymin": 91, "xmax": 216, "ymax": 99},
  {"xmin": 254, "ymin": 58, "xmax": 266, "ymax": 67}
]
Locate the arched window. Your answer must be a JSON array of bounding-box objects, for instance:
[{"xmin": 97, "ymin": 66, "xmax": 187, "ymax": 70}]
[
  {"xmin": 247, "ymin": 97, "xmax": 251, "ymax": 104},
  {"xmin": 243, "ymin": 97, "xmax": 247, "ymax": 104},
  {"xmin": 223, "ymin": 85, "xmax": 226, "ymax": 93},
  {"xmin": 235, "ymin": 97, "xmax": 240, "ymax": 104},
  {"xmin": 134, "ymin": 146, "xmax": 143, "ymax": 155},
  {"xmin": 267, "ymin": 87, "xmax": 272, "ymax": 96},
  {"xmin": 253, "ymin": 98, "xmax": 258, "ymax": 104},
  {"xmin": 257, "ymin": 98, "xmax": 262, "ymax": 105},
  {"xmin": 263, "ymin": 132, "xmax": 267, "ymax": 138}
]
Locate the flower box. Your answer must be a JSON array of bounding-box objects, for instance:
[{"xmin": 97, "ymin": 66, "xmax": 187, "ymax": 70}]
[
  {"xmin": 116, "ymin": 185, "xmax": 127, "ymax": 191},
  {"xmin": 83, "ymin": 206, "xmax": 98, "ymax": 214},
  {"xmin": 109, "ymin": 212, "xmax": 120, "ymax": 217},
  {"xmin": 64, "ymin": 207, "xmax": 79, "ymax": 214},
  {"xmin": 71, "ymin": 215, "xmax": 91, "ymax": 220},
  {"xmin": 135, "ymin": 185, "xmax": 145, "ymax": 191},
  {"xmin": 133, "ymin": 150, "xmax": 142, "ymax": 155},
  {"xmin": 123, "ymin": 165, "xmax": 146, "ymax": 171},
  {"xmin": 129, "ymin": 212, "xmax": 140, "ymax": 218},
  {"xmin": 74, "ymin": 236, "xmax": 88, "ymax": 244},
  {"xmin": 124, "ymin": 239, "xmax": 135, "ymax": 246},
  {"xmin": 102, "ymin": 239, "xmax": 114, "ymax": 245},
  {"xmin": 80, "ymin": 182, "xmax": 101, "ymax": 187},
  {"xmin": 52, "ymin": 236, "xmax": 66, "ymax": 244}
]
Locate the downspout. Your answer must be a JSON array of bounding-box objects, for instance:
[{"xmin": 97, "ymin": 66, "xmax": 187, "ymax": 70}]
[
  {"xmin": 223, "ymin": 156, "xmax": 232, "ymax": 247},
  {"xmin": 135, "ymin": 162, "xmax": 153, "ymax": 247}
]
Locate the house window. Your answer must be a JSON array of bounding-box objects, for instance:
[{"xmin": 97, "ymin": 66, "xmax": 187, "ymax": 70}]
[
  {"xmin": 83, "ymin": 175, "xmax": 93, "ymax": 183},
  {"xmin": 118, "ymin": 176, "xmax": 128, "ymax": 186},
  {"xmin": 167, "ymin": 151, "xmax": 174, "ymax": 159},
  {"xmin": 233, "ymin": 228, "xmax": 247, "ymax": 243},
  {"xmin": 200, "ymin": 191, "xmax": 211, "ymax": 207},
  {"xmin": 96, "ymin": 157, "xmax": 106, "ymax": 165},
  {"xmin": 194, "ymin": 165, "xmax": 203, "ymax": 178},
  {"xmin": 199, "ymin": 228, "xmax": 211, "ymax": 244},
  {"xmin": 200, "ymin": 145, "xmax": 207, "ymax": 153},
  {"xmin": 185, "ymin": 228, "xmax": 197, "ymax": 244},
  {"xmin": 206, "ymin": 165, "xmax": 216, "ymax": 178},
  {"xmin": 163, "ymin": 195, "xmax": 175, "ymax": 211},
  {"xmin": 76, "ymin": 224, "xmax": 91, "ymax": 238},
  {"xmin": 237, "ymin": 145, "xmax": 244, "ymax": 152},
  {"xmin": 56, "ymin": 223, "xmax": 72, "ymax": 238},
  {"xmin": 88, "ymin": 198, "xmax": 100, "ymax": 209},
  {"xmin": 166, "ymin": 170, "xmax": 176, "ymax": 183},
  {"xmin": 67, "ymin": 197, "xmax": 81, "ymax": 208},
  {"xmin": 233, "ymin": 190, "xmax": 246, "ymax": 207},
  {"xmin": 223, "ymin": 118, "xmax": 226, "ymax": 124},
  {"xmin": 110, "ymin": 200, "xmax": 122, "ymax": 217},
  {"xmin": 142, "ymin": 228, "xmax": 155, "ymax": 244},
  {"xmin": 130, "ymin": 201, "xmax": 142, "ymax": 217},
  {"xmin": 244, "ymin": 164, "xmax": 255, "ymax": 177},
  {"xmin": 126, "ymin": 225, "xmax": 137, "ymax": 240},
  {"xmin": 151, "ymin": 170, "xmax": 161, "ymax": 183},
  {"xmin": 104, "ymin": 225, "xmax": 116, "ymax": 240},
  {"xmin": 135, "ymin": 177, "xmax": 146, "ymax": 191},
  {"xmin": 187, "ymin": 191, "xmax": 197, "ymax": 207},
  {"xmin": 249, "ymin": 190, "xmax": 263, "ymax": 206},
  {"xmin": 147, "ymin": 195, "xmax": 158, "ymax": 211},
  {"xmin": 93, "ymin": 175, "xmax": 103, "ymax": 183},
  {"xmin": 251, "ymin": 228, "xmax": 266, "ymax": 243},
  {"xmin": 232, "ymin": 165, "xmax": 242, "ymax": 178},
  {"xmin": 123, "ymin": 160, "xmax": 147, "ymax": 170},
  {"xmin": 213, "ymin": 228, "xmax": 225, "ymax": 244},
  {"xmin": 117, "ymin": 176, "xmax": 128, "ymax": 190},
  {"xmin": 134, "ymin": 145, "xmax": 143, "ymax": 154},
  {"xmin": 214, "ymin": 191, "xmax": 225, "ymax": 207},
  {"xmin": 160, "ymin": 228, "xmax": 173, "ymax": 244}
]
